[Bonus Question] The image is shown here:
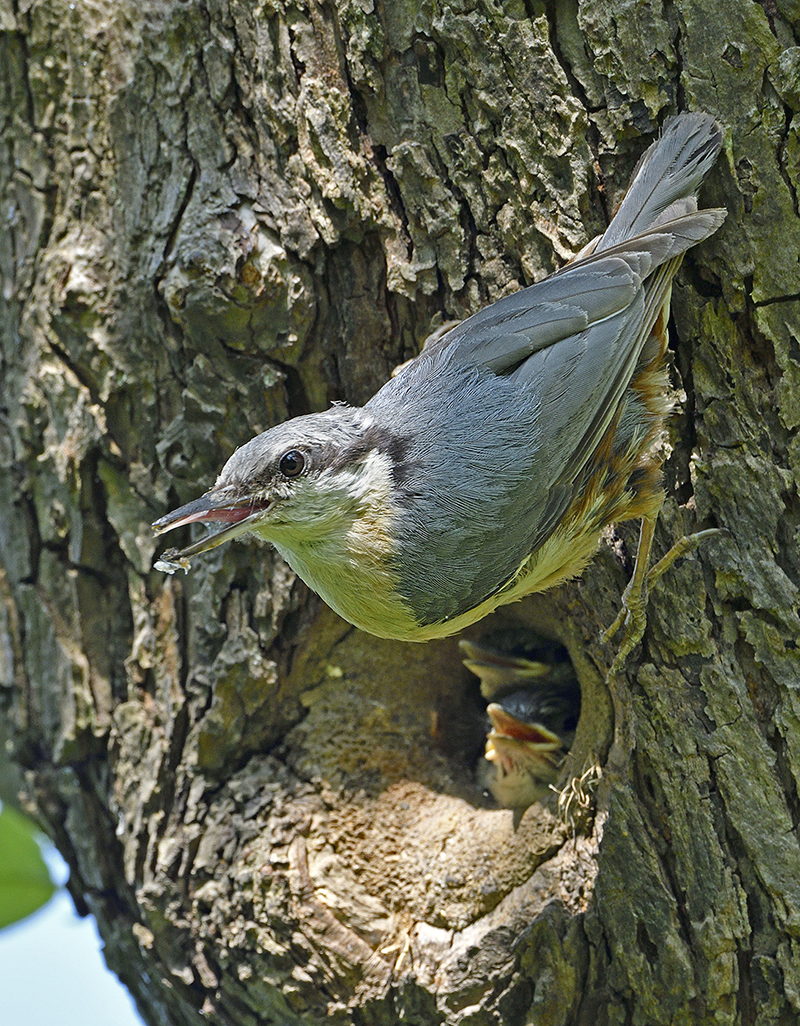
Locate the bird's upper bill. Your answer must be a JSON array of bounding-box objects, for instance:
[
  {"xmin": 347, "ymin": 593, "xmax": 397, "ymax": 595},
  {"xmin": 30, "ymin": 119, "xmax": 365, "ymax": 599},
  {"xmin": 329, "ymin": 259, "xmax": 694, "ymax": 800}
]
[
  {"xmin": 485, "ymin": 703, "xmax": 563, "ymax": 752},
  {"xmin": 484, "ymin": 703, "xmax": 564, "ymax": 781},
  {"xmin": 152, "ymin": 489, "xmax": 269, "ymax": 562}
]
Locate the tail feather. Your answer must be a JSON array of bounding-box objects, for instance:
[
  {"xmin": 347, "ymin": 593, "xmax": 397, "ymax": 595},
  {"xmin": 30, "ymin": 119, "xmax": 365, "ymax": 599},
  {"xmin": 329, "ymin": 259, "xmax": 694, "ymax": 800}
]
[
  {"xmin": 599, "ymin": 113, "xmax": 724, "ymax": 250},
  {"xmin": 592, "ymin": 207, "xmax": 727, "ymax": 276}
]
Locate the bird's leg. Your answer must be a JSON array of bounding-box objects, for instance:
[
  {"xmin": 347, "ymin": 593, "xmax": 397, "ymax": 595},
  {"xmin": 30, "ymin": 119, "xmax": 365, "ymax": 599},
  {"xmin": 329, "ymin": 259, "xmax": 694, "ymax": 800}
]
[
  {"xmin": 603, "ymin": 515, "xmax": 726, "ymax": 764},
  {"xmin": 604, "ymin": 517, "xmax": 726, "ymax": 672},
  {"xmin": 603, "ymin": 514, "xmax": 658, "ymax": 659},
  {"xmin": 601, "ymin": 514, "xmax": 657, "ymax": 759}
]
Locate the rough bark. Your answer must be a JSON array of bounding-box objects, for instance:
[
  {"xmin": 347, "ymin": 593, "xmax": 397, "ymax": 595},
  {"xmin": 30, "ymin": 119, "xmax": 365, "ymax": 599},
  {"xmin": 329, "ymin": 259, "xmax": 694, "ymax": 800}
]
[{"xmin": 2, "ymin": 0, "xmax": 799, "ymax": 1024}]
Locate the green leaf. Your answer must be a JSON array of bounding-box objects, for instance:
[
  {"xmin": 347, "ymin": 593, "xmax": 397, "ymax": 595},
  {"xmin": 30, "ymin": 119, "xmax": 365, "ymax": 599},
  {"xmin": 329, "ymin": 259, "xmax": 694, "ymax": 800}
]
[{"xmin": 0, "ymin": 804, "xmax": 56, "ymax": 930}]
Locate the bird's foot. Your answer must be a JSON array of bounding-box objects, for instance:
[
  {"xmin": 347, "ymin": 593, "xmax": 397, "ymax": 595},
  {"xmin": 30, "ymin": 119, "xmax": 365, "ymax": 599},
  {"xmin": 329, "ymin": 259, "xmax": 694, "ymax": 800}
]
[
  {"xmin": 604, "ymin": 576, "xmax": 649, "ymax": 680},
  {"xmin": 646, "ymin": 528, "xmax": 727, "ymax": 587},
  {"xmin": 603, "ymin": 525, "xmax": 727, "ymax": 676}
]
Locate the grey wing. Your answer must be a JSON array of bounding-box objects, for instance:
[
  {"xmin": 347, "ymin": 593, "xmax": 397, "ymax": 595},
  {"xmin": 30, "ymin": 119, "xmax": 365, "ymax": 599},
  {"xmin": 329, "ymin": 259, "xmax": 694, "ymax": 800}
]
[
  {"xmin": 420, "ymin": 210, "xmax": 722, "ymax": 378},
  {"xmin": 409, "ymin": 208, "xmax": 724, "ymax": 548},
  {"xmin": 511, "ymin": 210, "xmax": 725, "ymax": 501},
  {"xmin": 409, "ymin": 111, "xmax": 725, "ymax": 511}
]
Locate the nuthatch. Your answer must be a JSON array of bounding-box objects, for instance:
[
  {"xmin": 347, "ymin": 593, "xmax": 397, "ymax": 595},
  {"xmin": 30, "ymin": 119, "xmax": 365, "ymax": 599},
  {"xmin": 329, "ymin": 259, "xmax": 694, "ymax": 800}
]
[
  {"xmin": 482, "ymin": 691, "xmax": 578, "ymax": 811},
  {"xmin": 461, "ymin": 636, "xmax": 581, "ymax": 810},
  {"xmin": 154, "ymin": 114, "xmax": 725, "ymax": 651}
]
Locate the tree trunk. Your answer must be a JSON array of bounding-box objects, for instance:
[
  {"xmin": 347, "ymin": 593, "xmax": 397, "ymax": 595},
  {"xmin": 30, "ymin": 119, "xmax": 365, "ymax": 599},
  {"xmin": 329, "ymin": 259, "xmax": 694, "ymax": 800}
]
[{"xmin": 2, "ymin": 1, "xmax": 799, "ymax": 1023}]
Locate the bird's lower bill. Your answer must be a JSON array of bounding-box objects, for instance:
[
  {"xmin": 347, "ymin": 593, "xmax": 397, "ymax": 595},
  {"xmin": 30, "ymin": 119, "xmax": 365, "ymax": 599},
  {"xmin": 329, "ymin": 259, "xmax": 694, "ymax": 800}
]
[
  {"xmin": 484, "ymin": 703, "xmax": 563, "ymax": 777},
  {"xmin": 152, "ymin": 494, "xmax": 270, "ymax": 561}
]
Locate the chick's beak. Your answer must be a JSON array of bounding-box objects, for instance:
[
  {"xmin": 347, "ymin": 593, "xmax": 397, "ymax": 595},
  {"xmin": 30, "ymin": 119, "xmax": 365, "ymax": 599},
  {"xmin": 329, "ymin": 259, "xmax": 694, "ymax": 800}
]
[
  {"xmin": 481, "ymin": 703, "xmax": 566, "ymax": 811},
  {"xmin": 152, "ymin": 489, "xmax": 270, "ymax": 562},
  {"xmin": 484, "ymin": 703, "xmax": 563, "ymax": 765}
]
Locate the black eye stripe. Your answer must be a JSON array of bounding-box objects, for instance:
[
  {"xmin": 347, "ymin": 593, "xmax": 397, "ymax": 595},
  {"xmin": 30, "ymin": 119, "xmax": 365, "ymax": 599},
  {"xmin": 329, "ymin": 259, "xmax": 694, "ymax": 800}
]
[{"xmin": 279, "ymin": 450, "xmax": 305, "ymax": 478}]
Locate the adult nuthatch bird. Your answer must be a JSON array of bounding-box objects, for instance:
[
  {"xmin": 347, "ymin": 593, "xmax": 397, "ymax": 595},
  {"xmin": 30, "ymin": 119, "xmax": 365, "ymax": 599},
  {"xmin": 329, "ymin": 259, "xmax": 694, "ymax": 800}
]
[{"xmin": 154, "ymin": 114, "xmax": 725, "ymax": 652}]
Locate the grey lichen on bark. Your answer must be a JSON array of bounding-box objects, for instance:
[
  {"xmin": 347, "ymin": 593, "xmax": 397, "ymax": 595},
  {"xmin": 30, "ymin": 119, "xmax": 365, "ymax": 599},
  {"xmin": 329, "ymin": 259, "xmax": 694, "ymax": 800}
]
[{"xmin": 1, "ymin": 0, "xmax": 800, "ymax": 1024}]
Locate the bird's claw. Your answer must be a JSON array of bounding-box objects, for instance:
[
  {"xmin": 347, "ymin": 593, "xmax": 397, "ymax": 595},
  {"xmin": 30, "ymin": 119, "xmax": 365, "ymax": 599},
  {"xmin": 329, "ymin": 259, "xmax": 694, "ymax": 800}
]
[
  {"xmin": 603, "ymin": 524, "xmax": 726, "ymax": 674},
  {"xmin": 646, "ymin": 528, "xmax": 727, "ymax": 587},
  {"xmin": 602, "ymin": 605, "xmax": 626, "ymax": 644},
  {"xmin": 605, "ymin": 580, "xmax": 649, "ymax": 680}
]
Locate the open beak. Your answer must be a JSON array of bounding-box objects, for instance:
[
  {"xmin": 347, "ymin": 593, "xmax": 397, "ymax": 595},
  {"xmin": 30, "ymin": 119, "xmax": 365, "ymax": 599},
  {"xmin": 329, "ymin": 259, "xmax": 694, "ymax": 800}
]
[
  {"xmin": 481, "ymin": 704, "xmax": 566, "ymax": 810},
  {"xmin": 459, "ymin": 639, "xmax": 551, "ymax": 697},
  {"xmin": 485, "ymin": 704, "xmax": 563, "ymax": 753},
  {"xmin": 151, "ymin": 490, "xmax": 270, "ymax": 570}
]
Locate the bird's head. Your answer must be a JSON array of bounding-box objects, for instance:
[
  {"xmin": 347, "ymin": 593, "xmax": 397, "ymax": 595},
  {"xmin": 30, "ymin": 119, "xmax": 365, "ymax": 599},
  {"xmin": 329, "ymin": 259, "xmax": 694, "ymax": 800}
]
[{"xmin": 152, "ymin": 407, "xmax": 402, "ymax": 566}]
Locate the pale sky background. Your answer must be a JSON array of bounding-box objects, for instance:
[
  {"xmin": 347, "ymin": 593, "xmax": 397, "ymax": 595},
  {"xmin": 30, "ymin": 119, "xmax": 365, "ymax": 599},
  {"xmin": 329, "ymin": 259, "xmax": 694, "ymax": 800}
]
[{"xmin": 0, "ymin": 843, "xmax": 144, "ymax": 1026}]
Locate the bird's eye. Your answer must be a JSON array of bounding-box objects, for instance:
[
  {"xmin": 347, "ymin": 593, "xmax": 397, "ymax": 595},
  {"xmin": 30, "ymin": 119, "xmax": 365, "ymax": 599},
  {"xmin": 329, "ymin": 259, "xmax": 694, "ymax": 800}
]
[{"xmin": 279, "ymin": 450, "xmax": 306, "ymax": 478}]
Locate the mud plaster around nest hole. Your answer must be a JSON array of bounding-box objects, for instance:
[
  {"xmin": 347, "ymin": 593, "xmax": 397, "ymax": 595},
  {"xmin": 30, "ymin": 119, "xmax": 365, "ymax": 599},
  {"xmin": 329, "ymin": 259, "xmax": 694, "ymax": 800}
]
[{"xmin": 279, "ymin": 626, "xmax": 592, "ymax": 933}]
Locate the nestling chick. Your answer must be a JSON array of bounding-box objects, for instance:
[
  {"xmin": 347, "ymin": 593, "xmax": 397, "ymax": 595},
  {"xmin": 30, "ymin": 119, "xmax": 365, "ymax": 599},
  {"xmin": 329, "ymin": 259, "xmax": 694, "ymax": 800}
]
[
  {"xmin": 154, "ymin": 114, "xmax": 725, "ymax": 646},
  {"xmin": 461, "ymin": 635, "xmax": 581, "ymax": 810},
  {"xmin": 482, "ymin": 691, "xmax": 578, "ymax": 811}
]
